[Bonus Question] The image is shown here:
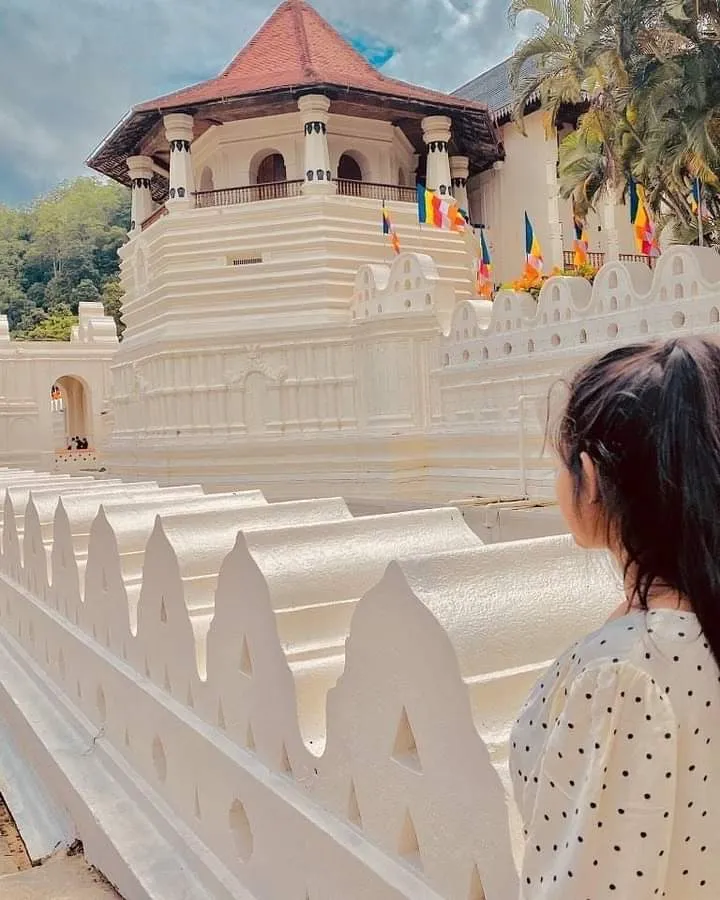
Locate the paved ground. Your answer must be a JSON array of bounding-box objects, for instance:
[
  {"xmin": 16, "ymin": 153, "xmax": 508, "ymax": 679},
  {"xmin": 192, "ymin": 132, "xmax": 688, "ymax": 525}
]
[{"xmin": 0, "ymin": 795, "xmax": 120, "ymax": 899}]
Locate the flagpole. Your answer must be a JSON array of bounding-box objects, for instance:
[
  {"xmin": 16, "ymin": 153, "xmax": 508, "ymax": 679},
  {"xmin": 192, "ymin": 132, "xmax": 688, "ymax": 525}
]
[{"xmin": 697, "ymin": 179, "xmax": 705, "ymax": 248}]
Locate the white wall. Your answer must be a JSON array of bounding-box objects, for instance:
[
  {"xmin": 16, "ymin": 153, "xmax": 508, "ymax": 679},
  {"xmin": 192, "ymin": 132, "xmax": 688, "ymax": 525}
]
[
  {"xmin": 110, "ymin": 216, "xmax": 720, "ymax": 507},
  {"xmin": 0, "ymin": 303, "xmax": 117, "ymax": 471},
  {"xmin": 0, "ymin": 468, "xmax": 618, "ymax": 900}
]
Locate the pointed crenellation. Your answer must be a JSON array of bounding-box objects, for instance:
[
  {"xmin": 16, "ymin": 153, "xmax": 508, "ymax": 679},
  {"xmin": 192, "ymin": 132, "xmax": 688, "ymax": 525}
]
[
  {"xmin": 391, "ymin": 706, "xmax": 422, "ymax": 773},
  {"xmin": 397, "ymin": 809, "xmax": 422, "ymax": 871},
  {"xmin": 347, "ymin": 779, "xmax": 362, "ymax": 829},
  {"xmin": 239, "ymin": 634, "xmax": 253, "ymax": 677},
  {"xmin": 468, "ymin": 864, "xmax": 485, "ymax": 900}
]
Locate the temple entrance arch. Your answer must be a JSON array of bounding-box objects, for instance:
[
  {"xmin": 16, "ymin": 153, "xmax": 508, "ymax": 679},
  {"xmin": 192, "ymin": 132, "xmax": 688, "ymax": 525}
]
[
  {"xmin": 337, "ymin": 153, "xmax": 364, "ymax": 182},
  {"xmin": 254, "ymin": 152, "xmax": 287, "ymax": 185},
  {"xmin": 52, "ymin": 375, "xmax": 92, "ymax": 450}
]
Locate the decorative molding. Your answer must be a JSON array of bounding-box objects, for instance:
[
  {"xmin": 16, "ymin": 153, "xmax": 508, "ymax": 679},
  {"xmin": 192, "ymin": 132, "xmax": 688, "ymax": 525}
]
[{"xmin": 226, "ymin": 346, "xmax": 289, "ymax": 386}]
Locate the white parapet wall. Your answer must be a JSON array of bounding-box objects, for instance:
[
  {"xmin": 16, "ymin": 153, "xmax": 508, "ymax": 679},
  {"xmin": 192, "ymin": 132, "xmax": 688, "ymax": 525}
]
[
  {"xmin": 0, "ymin": 468, "xmax": 618, "ymax": 899},
  {"xmin": 106, "ymin": 241, "xmax": 720, "ymax": 506}
]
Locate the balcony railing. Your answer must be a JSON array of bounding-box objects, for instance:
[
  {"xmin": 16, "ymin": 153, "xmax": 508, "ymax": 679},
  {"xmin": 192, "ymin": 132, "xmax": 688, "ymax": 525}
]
[
  {"xmin": 141, "ymin": 205, "xmax": 168, "ymax": 231},
  {"xmin": 619, "ymin": 252, "xmax": 657, "ymax": 269},
  {"xmin": 191, "ymin": 179, "xmax": 417, "ymax": 210},
  {"xmin": 336, "ymin": 180, "xmax": 417, "ymax": 203},
  {"xmin": 194, "ymin": 180, "xmax": 303, "ymax": 208},
  {"xmin": 563, "ymin": 250, "xmax": 658, "ymax": 270},
  {"xmin": 563, "ymin": 250, "xmax": 607, "ymax": 270}
]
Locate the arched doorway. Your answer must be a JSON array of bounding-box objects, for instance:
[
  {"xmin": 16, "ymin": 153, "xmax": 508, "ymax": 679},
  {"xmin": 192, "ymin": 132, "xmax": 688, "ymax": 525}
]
[
  {"xmin": 256, "ymin": 153, "xmax": 287, "ymax": 185},
  {"xmin": 199, "ymin": 166, "xmax": 215, "ymax": 192},
  {"xmin": 338, "ymin": 153, "xmax": 363, "ymax": 182},
  {"xmin": 54, "ymin": 376, "xmax": 91, "ymax": 450},
  {"xmin": 255, "ymin": 153, "xmax": 287, "ymax": 200}
]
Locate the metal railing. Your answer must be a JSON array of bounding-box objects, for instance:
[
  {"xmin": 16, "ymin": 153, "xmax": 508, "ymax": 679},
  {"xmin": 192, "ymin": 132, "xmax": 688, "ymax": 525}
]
[
  {"xmin": 563, "ymin": 250, "xmax": 657, "ymax": 270},
  {"xmin": 619, "ymin": 252, "xmax": 657, "ymax": 269},
  {"xmin": 337, "ymin": 180, "xmax": 417, "ymax": 203},
  {"xmin": 194, "ymin": 180, "xmax": 303, "ymax": 208},
  {"xmin": 140, "ymin": 205, "xmax": 168, "ymax": 231},
  {"xmin": 563, "ymin": 250, "xmax": 606, "ymax": 270}
]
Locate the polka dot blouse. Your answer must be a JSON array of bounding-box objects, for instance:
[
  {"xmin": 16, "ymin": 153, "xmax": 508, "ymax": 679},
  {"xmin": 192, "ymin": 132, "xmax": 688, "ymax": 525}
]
[{"xmin": 510, "ymin": 609, "xmax": 720, "ymax": 899}]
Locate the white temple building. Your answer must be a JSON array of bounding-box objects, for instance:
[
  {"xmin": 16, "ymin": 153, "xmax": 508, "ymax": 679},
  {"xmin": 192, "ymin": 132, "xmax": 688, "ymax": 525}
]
[
  {"xmin": 1, "ymin": 4, "xmax": 720, "ymax": 899},
  {"xmin": 454, "ymin": 60, "xmax": 642, "ymax": 282}
]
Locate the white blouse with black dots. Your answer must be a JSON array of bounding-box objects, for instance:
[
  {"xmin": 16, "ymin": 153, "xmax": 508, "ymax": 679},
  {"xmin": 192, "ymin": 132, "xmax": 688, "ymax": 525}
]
[{"xmin": 510, "ymin": 609, "xmax": 720, "ymax": 899}]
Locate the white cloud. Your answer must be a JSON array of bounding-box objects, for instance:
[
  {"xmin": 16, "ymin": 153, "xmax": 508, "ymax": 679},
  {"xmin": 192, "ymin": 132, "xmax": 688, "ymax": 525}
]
[{"xmin": 0, "ymin": 0, "xmax": 519, "ymax": 204}]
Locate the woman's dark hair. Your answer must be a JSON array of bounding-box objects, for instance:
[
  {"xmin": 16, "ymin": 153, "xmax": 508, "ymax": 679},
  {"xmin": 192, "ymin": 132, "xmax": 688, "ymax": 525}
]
[{"xmin": 555, "ymin": 336, "xmax": 720, "ymax": 665}]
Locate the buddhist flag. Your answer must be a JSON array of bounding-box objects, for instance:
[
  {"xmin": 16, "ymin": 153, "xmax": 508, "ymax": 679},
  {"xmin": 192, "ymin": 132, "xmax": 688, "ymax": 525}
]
[
  {"xmin": 629, "ymin": 181, "xmax": 660, "ymax": 257},
  {"xmin": 477, "ymin": 229, "xmax": 493, "ymax": 298},
  {"xmin": 524, "ymin": 212, "xmax": 544, "ymax": 277},
  {"xmin": 382, "ymin": 200, "xmax": 400, "ymax": 255},
  {"xmin": 417, "ymin": 185, "xmax": 465, "ymax": 232},
  {"xmin": 573, "ymin": 215, "xmax": 589, "ymax": 268}
]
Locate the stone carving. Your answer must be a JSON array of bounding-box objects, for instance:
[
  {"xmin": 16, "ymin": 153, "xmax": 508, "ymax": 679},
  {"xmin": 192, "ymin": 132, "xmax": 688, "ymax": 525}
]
[{"xmin": 226, "ymin": 346, "xmax": 288, "ymax": 386}]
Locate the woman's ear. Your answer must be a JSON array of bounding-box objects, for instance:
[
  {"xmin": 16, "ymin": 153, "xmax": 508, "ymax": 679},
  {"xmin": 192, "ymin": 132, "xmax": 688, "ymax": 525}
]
[{"xmin": 580, "ymin": 451, "xmax": 600, "ymax": 503}]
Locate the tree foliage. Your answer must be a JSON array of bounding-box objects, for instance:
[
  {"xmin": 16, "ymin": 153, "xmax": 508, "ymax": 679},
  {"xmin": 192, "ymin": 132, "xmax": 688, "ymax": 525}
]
[
  {"xmin": 509, "ymin": 0, "xmax": 720, "ymax": 243},
  {"xmin": 0, "ymin": 177, "xmax": 129, "ymax": 340}
]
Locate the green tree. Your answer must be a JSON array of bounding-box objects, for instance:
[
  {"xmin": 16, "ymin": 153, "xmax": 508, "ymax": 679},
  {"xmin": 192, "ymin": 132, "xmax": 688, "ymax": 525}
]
[
  {"xmin": 16, "ymin": 306, "xmax": 77, "ymax": 342},
  {"xmin": 71, "ymin": 278, "xmax": 101, "ymax": 309},
  {"xmin": 0, "ymin": 177, "xmax": 130, "ymax": 337},
  {"xmin": 508, "ymin": 0, "xmax": 720, "ymax": 242},
  {"xmin": 100, "ymin": 277, "xmax": 126, "ymax": 339}
]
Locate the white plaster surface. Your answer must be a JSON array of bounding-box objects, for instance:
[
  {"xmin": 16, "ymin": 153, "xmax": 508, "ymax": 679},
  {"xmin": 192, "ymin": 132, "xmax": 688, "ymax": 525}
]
[{"xmin": 0, "ymin": 469, "xmax": 621, "ymax": 900}]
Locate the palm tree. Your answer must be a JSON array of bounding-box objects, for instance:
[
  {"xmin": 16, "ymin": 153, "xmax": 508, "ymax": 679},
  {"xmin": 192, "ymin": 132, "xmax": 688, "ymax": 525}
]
[{"xmin": 508, "ymin": 0, "xmax": 720, "ymax": 243}]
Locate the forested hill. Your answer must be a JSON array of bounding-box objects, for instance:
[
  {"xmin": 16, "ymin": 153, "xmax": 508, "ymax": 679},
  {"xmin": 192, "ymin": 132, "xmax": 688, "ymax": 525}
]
[{"xmin": 0, "ymin": 178, "xmax": 130, "ymax": 340}]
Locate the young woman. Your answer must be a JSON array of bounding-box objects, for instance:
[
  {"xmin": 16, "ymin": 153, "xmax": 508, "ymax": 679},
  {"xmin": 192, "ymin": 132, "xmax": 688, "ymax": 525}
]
[{"xmin": 511, "ymin": 337, "xmax": 720, "ymax": 899}]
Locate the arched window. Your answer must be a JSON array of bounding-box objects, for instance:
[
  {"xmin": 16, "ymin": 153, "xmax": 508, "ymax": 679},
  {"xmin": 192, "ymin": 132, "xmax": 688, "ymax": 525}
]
[
  {"xmin": 338, "ymin": 153, "xmax": 363, "ymax": 182},
  {"xmin": 256, "ymin": 153, "xmax": 286, "ymax": 185},
  {"xmin": 199, "ymin": 166, "xmax": 215, "ymax": 192}
]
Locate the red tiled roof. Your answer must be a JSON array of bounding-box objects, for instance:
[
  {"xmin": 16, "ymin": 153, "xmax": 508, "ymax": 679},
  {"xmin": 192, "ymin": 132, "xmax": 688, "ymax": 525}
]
[{"xmin": 136, "ymin": 0, "xmax": 484, "ymax": 112}]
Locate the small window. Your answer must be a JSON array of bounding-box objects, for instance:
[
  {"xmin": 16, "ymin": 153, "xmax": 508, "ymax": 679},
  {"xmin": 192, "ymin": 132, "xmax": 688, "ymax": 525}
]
[{"xmin": 338, "ymin": 153, "xmax": 363, "ymax": 181}]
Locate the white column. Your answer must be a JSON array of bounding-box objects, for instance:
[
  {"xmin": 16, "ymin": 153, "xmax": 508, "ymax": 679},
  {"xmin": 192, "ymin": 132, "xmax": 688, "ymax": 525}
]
[
  {"xmin": 450, "ymin": 155, "xmax": 470, "ymax": 215},
  {"xmin": 298, "ymin": 95, "xmax": 335, "ymax": 195},
  {"xmin": 127, "ymin": 156, "xmax": 155, "ymax": 234},
  {"xmin": 544, "ymin": 133, "xmax": 564, "ymax": 269},
  {"xmin": 163, "ymin": 113, "xmax": 196, "ymax": 210},
  {"xmin": 422, "ymin": 116, "xmax": 452, "ymax": 197},
  {"xmin": 601, "ymin": 193, "xmax": 620, "ymax": 261}
]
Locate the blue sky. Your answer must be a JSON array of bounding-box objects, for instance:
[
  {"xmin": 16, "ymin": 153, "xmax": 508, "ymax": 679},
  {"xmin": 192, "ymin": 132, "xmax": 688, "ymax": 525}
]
[{"xmin": 0, "ymin": 0, "xmax": 522, "ymax": 206}]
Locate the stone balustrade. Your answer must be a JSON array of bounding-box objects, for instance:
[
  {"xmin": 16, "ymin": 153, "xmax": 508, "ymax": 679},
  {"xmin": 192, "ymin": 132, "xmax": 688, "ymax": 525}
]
[{"xmin": 0, "ymin": 468, "xmax": 618, "ymax": 900}]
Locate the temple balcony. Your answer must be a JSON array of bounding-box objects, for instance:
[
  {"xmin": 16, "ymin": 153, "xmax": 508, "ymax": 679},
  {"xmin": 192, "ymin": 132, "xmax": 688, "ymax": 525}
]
[{"xmin": 140, "ymin": 178, "xmax": 420, "ymax": 228}]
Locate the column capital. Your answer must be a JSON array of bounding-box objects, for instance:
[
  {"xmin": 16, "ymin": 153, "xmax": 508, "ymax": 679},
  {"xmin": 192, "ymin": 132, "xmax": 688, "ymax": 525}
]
[
  {"xmin": 163, "ymin": 113, "xmax": 194, "ymax": 144},
  {"xmin": 449, "ymin": 155, "xmax": 470, "ymax": 181},
  {"xmin": 298, "ymin": 94, "xmax": 331, "ymax": 127},
  {"xmin": 421, "ymin": 115, "xmax": 452, "ymax": 147},
  {"xmin": 127, "ymin": 155, "xmax": 154, "ymax": 182}
]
